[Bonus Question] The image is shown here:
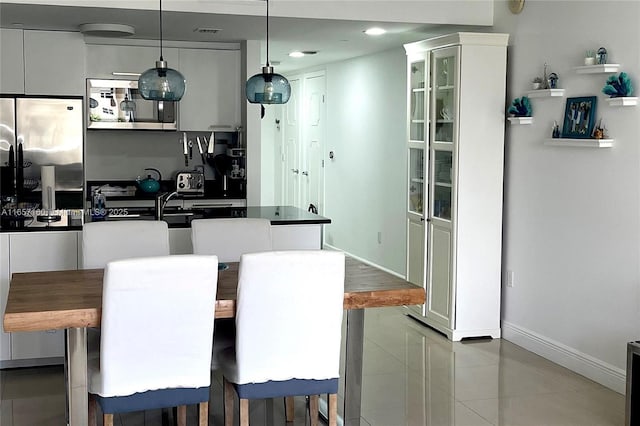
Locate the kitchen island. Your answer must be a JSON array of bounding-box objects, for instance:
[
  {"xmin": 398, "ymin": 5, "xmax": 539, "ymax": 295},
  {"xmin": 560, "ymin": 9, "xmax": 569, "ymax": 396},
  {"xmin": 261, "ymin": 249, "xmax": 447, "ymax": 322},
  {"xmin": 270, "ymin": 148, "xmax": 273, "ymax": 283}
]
[{"xmin": 169, "ymin": 206, "xmax": 329, "ymax": 253}]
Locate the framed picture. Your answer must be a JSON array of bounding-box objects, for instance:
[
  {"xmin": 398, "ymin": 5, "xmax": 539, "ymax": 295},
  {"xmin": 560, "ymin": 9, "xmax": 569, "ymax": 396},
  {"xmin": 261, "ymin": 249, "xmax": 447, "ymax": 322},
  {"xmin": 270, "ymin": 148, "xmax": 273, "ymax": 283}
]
[{"xmin": 562, "ymin": 96, "xmax": 597, "ymax": 138}]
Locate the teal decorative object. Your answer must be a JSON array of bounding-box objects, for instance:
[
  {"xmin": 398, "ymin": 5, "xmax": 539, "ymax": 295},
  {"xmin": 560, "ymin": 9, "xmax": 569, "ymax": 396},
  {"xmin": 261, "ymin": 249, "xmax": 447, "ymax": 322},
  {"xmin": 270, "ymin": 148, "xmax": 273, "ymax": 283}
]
[
  {"xmin": 508, "ymin": 96, "xmax": 532, "ymax": 117},
  {"xmin": 602, "ymin": 72, "xmax": 633, "ymax": 97}
]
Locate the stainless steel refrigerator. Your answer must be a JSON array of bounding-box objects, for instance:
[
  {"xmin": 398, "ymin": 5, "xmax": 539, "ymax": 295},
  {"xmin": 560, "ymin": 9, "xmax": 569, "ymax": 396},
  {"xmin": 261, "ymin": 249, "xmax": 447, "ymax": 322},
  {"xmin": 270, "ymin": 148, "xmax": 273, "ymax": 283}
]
[{"xmin": 0, "ymin": 96, "xmax": 83, "ymax": 213}]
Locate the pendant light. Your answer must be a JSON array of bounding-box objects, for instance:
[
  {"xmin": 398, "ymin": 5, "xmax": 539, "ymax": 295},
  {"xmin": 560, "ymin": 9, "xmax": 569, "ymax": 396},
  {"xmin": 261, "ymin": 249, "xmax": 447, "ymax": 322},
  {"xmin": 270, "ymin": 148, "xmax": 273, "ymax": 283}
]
[
  {"xmin": 138, "ymin": 0, "xmax": 186, "ymax": 101},
  {"xmin": 246, "ymin": 0, "xmax": 291, "ymax": 104}
]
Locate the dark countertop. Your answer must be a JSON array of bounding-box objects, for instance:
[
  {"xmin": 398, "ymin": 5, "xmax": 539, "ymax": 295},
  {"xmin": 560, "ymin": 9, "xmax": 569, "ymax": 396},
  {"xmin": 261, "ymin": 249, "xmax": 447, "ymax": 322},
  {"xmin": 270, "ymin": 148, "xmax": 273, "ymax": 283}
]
[
  {"xmin": 1, "ymin": 205, "xmax": 330, "ymax": 233},
  {"xmin": 245, "ymin": 206, "xmax": 331, "ymax": 225},
  {"xmin": 90, "ymin": 205, "xmax": 331, "ymax": 228}
]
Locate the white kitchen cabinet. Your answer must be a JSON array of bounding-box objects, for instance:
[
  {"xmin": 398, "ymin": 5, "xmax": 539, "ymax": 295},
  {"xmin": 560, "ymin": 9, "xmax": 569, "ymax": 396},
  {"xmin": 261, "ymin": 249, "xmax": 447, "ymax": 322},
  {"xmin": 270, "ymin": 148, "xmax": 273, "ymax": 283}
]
[
  {"xmin": 85, "ymin": 43, "xmax": 179, "ymax": 79},
  {"xmin": 23, "ymin": 30, "xmax": 86, "ymax": 96},
  {"xmin": 7, "ymin": 231, "xmax": 79, "ymax": 364},
  {"xmin": 271, "ymin": 224, "xmax": 322, "ymax": 250},
  {"xmin": 169, "ymin": 228, "xmax": 192, "ymax": 255},
  {"xmin": 404, "ymin": 33, "xmax": 508, "ymax": 341},
  {"xmin": 0, "ymin": 29, "xmax": 25, "ymax": 94},
  {"xmin": 178, "ymin": 48, "xmax": 241, "ymax": 131},
  {"xmin": 169, "ymin": 222, "xmax": 322, "ymax": 255}
]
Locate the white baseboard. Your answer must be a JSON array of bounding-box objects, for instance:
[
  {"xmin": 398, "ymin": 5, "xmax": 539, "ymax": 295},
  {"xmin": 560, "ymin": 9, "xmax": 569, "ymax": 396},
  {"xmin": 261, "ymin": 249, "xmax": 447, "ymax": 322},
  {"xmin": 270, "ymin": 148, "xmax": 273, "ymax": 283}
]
[
  {"xmin": 322, "ymin": 244, "xmax": 405, "ymax": 279},
  {"xmin": 502, "ymin": 320, "xmax": 626, "ymax": 394}
]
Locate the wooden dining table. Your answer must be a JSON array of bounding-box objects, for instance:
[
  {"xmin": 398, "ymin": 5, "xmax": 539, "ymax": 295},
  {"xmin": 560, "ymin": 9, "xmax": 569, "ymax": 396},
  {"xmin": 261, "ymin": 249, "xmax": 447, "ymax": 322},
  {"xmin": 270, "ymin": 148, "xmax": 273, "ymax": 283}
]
[{"xmin": 3, "ymin": 256, "xmax": 425, "ymax": 426}]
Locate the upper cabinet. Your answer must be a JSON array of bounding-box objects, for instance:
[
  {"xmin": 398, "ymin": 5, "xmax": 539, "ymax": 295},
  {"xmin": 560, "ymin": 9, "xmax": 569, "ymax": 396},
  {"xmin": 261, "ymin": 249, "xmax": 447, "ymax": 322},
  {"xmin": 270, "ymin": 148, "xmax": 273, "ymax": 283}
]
[
  {"xmin": 178, "ymin": 48, "xmax": 241, "ymax": 131},
  {"xmin": 86, "ymin": 44, "xmax": 241, "ymax": 131},
  {"xmin": 0, "ymin": 29, "xmax": 25, "ymax": 94},
  {"xmin": 85, "ymin": 44, "xmax": 179, "ymax": 79},
  {"xmin": 24, "ymin": 30, "xmax": 86, "ymax": 96}
]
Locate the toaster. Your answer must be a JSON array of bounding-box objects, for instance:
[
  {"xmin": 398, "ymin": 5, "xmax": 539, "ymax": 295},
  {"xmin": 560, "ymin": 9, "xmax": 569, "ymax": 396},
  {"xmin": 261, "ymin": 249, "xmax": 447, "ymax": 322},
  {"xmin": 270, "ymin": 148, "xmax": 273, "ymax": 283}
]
[{"xmin": 175, "ymin": 171, "xmax": 205, "ymax": 195}]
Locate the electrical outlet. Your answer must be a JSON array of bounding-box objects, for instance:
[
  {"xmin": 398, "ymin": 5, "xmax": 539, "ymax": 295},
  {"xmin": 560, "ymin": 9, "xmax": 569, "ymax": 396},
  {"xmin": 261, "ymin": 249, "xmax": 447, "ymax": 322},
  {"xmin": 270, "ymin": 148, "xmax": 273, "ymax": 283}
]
[
  {"xmin": 377, "ymin": 231, "xmax": 382, "ymax": 244},
  {"xmin": 507, "ymin": 270, "xmax": 514, "ymax": 287}
]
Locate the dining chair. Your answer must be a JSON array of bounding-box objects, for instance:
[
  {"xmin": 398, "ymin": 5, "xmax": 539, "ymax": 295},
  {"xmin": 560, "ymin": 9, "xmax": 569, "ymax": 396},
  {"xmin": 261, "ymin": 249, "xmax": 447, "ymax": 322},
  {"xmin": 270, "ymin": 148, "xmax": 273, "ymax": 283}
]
[
  {"xmin": 190, "ymin": 218, "xmax": 272, "ymax": 263},
  {"xmin": 217, "ymin": 250, "xmax": 345, "ymax": 426},
  {"xmin": 191, "ymin": 218, "xmax": 273, "ymax": 364},
  {"xmin": 87, "ymin": 254, "xmax": 219, "ymax": 426},
  {"xmin": 82, "ymin": 220, "xmax": 172, "ymax": 353},
  {"xmin": 82, "ymin": 220, "xmax": 170, "ymax": 269}
]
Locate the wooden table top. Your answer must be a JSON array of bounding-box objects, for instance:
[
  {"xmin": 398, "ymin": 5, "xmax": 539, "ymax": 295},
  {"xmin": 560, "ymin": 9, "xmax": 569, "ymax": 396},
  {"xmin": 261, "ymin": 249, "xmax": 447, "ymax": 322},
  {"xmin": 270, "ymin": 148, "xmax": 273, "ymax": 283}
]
[{"xmin": 4, "ymin": 257, "xmax": 425, "ymax": 332}]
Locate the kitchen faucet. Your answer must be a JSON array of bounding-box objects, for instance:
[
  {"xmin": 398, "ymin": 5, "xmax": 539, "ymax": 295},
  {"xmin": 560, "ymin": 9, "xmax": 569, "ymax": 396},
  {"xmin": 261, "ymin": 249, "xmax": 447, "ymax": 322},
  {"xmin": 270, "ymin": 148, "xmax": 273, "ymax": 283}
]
[{"xmin": 155, "ymin": 191, "xmax": 179, "ymax": 220}]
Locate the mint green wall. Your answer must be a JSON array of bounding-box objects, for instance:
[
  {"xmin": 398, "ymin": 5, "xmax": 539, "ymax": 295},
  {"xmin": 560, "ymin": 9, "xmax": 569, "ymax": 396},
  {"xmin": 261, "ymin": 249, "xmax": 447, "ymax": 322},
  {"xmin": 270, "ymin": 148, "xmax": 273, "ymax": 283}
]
[{"xmin": 323, "ymin": 48, "xmax": 408, "ymax": 275}]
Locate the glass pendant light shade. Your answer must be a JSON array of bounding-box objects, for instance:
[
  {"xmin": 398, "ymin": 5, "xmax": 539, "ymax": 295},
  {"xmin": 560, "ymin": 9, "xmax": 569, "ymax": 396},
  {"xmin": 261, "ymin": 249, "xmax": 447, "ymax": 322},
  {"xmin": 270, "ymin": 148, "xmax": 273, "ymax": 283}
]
[
  {"xmin": 139, "ymin": 60, "xmax": 186, "ymax": 101},
  {"xmin": 120, "ymin": 94, "xmax": 136, "ymax": 111},
  {"xmin": 246, "ymin": 66, "xmax": 291, "ymax": 104},
  {"xmin": 138, "ymin": 0, "xmax": 186, "ymax": 101},
  {"xmin": 246, "ymin": 0, "xmax": 290, "ymax": 105}
]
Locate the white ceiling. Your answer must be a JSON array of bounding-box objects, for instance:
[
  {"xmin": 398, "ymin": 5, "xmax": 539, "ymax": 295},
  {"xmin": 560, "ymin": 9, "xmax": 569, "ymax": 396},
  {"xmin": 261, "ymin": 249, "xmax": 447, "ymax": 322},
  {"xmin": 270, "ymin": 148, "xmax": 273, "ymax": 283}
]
[{"xmin": 0, "ymin": 2, "xmax": 488, "ymax": 73}]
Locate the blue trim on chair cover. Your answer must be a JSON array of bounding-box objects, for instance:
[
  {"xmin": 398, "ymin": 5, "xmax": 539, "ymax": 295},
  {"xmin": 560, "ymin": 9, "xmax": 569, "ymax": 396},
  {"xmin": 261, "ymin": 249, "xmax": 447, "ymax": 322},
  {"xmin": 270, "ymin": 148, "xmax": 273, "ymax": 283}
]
[
  {"xmin": 94, "ymin": 386, "xmax": 209, "ymax": 414},
  {"xmin": 235, "ymin": 378, "xmax": 338, "ymax": 399}
]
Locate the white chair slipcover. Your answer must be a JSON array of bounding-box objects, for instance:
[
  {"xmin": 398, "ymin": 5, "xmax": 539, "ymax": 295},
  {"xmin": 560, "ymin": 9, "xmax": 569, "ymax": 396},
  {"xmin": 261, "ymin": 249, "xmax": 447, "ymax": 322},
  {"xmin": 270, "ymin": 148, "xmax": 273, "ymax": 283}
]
[
  {"xmin": 88, "ymin": 255, "xmax": 218, "ymax": 398},
  {"xmin": 83, "ymin": 220, "xmax": 172, "ymax": 356},
  {"xmin": 191, "ymin": 217, "xmax": 273, "ymax": 371},
  {"xmin": 82, "ymin": 220, "xmax": 170, "ymax": 269},
  {"xmin": 190, "ymin": 218, "xmax": 272, "ymax": 263},
  {"xmin": 217, "ymin": 250, "xmax": 345, "ymax": 425}
]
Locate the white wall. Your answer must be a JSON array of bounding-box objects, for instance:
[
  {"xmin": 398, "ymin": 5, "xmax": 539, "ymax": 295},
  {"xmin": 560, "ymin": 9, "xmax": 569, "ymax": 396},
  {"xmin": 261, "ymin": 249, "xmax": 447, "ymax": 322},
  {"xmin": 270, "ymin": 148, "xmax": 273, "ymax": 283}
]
[
  {"xmin": 322, "ymin": 48, "xmax": 408, "ymax": 275},
  {"xmin": 260, "ymin": 105, "xmax": 282, "ymax": 205},
  {"xmin": 493, "ymin": 0, "xmax": 640, "ymax": 393}
]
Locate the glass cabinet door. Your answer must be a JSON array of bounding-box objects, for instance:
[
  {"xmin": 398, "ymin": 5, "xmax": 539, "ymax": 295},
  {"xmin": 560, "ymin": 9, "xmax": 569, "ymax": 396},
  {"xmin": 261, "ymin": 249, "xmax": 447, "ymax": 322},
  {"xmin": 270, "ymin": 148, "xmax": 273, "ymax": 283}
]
[
  {"xmin": 408, "ymin": 148, "xmax": 425, "ymax": 215},
  {"xmin": 409, "ymin": 58, "xmax": 427, "ymax": 142},
  {"xmin": 432, "ymin": 150, "xmax": 452, "ymax": 220},
  {"xmin": 432, "ymin": 49, "xmax": 456, "ymax": 144}
]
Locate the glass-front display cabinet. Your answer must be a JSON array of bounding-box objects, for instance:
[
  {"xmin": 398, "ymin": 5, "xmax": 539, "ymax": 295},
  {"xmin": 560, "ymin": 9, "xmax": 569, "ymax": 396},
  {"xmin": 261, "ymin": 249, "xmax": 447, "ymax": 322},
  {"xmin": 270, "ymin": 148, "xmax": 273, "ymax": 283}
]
[{"xmin": 404, "ymin": 33, "xmax": 508, "ymax": 341}]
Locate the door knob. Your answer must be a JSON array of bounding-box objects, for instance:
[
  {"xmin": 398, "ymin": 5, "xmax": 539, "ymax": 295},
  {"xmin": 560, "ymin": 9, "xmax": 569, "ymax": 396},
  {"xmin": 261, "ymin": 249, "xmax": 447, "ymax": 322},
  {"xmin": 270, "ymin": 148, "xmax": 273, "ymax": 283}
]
[
  {"xmin": 291, "ymin": 169, "xmax": 299, "ymax": 174},
  {"xmin": 302, "ymin": 171, "xmax": 309, "ymax": 176}
]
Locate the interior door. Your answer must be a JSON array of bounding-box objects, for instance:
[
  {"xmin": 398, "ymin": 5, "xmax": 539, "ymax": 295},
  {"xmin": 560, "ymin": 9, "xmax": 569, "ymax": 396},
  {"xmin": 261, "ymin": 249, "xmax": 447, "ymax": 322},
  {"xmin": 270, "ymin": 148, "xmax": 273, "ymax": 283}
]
[
  {"xmin": 301, "ymin": 72, "xmax": 326, "ymax": 214},
  {"xmin": 283, "ymin": 77, "xmax": 300, "ymax": 207}
]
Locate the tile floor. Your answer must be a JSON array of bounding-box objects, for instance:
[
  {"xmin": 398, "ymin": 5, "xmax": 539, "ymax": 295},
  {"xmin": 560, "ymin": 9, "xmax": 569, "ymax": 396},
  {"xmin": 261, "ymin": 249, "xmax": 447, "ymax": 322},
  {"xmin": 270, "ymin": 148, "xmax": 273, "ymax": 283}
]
[{"xmin": 0, "ymin": 307, "xmax": 626, "ymax": 425}]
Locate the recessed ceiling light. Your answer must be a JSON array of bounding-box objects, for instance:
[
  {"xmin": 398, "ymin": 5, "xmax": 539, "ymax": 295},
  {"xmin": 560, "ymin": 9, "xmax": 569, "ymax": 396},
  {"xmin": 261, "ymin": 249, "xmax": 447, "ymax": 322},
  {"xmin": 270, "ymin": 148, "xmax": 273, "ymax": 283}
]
[
  {"xmin": 79, "ymin": 23, "xmax": 135, "ymax": 37},
  {"xmin": 289, "ymin": 51, "xmax": 305, "ymax": 58},
  {"xmin": 364, "ymin": 27, "xmax": 386, "ymax": 36}
]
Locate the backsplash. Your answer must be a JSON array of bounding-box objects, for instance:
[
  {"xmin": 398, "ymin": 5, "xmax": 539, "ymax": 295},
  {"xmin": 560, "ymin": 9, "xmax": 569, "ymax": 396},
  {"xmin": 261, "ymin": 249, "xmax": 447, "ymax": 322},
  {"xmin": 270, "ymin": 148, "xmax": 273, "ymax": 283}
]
[{"xmin": 85, "ymin": 130, "xmax": 231, "ymax": 181}]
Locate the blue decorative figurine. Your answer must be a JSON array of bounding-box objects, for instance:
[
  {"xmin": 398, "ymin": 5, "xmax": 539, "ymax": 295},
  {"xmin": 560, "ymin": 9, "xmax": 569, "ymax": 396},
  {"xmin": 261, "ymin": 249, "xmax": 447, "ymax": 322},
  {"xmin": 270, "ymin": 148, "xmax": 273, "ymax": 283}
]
[
  {"xmin": 602, "ymin": 72, "xmax": 633, "ymax": 97},
  {"xmin": 548, "ymin": 72, "xmax": 559, "ymax": 89},
  {"xmin": 508, "ymin": 96, "xmax": 532, "ymax": 117}
]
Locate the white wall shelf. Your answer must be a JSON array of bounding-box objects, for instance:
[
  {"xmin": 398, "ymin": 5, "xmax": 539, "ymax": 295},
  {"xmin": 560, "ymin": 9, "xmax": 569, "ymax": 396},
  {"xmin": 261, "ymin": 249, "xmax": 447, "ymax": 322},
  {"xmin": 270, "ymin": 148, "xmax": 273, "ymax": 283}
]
[
  {"xmin": 544, "ymin": 138, "xmax": 614, "ymax": 148},
  {"xmin": 508, "ymin": 116, "xmax": 533, "ymax": 125},
  {"xmin": 527, "ymin": 89, "xmax": 565, "ymax": 98},
  {"xmin": 605, "ymin": 97, "xmax": 637, "ymax": 107},
  {"xmin": 575, "ymin": 64, "xmax": 621, "ymax": 74}
]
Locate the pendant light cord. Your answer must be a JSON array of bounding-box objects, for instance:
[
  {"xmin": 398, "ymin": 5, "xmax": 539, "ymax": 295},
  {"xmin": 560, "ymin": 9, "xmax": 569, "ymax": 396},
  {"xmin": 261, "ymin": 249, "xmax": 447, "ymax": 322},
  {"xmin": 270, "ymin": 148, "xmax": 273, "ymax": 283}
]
[
  {"xmin": 159, "ymin": 0, "xmax": 164, "ymax": 61},
  {"xmin": 266, "ymin": 0, "xmax": 269, "ymax": 66}
]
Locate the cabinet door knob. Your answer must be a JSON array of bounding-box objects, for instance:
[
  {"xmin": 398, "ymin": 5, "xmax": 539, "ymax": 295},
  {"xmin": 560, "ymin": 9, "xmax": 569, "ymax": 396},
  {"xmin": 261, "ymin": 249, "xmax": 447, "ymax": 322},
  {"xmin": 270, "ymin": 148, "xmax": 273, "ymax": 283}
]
[
  {"xmin": 302, "ymin": 171, "xmax": 309, "ymax": 176},
  {"xmin": 291, "ymin": 169, "xmax": 299, "ymax": 174}
]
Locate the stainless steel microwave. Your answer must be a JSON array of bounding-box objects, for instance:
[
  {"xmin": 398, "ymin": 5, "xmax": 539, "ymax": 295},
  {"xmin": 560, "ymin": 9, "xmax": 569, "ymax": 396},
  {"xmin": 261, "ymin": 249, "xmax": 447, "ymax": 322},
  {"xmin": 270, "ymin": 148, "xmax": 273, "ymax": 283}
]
[{"xmin": 86, "ymin": 79, "xmax": 177, "ymax": 130}]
